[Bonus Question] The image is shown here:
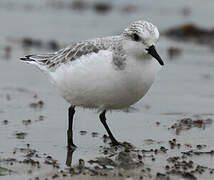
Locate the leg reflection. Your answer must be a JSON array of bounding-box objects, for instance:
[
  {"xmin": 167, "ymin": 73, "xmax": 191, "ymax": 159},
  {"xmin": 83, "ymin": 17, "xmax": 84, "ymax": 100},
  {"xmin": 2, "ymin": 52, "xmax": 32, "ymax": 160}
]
[{"xmin": 66, "ymin": 148, "xmax": 75, "ymax": 166}]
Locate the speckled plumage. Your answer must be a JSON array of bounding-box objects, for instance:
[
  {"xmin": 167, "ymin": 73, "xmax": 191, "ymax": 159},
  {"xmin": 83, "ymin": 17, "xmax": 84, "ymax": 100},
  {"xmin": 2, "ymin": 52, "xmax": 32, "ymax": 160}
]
[
  {"xmin": 21, "ymin": 21, "xmax": 160, "ymax": 72},
  {"xmin": 123, "ymin": 21, "xmax": 157, "ymax": 36},
  {"xmin": 20, "ymin": 20, "xmax": 162, "ymax": 111},
  {"xmin": 26, "ymin": 35, "xmax": 126, "ymax": 70}
]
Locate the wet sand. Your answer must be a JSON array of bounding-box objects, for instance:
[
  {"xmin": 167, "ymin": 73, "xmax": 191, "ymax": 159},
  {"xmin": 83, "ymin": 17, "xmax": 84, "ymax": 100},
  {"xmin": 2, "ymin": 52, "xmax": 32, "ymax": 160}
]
[{"xmin": 1, "ymin": 0, "xmax": 214, "ymax": 179}]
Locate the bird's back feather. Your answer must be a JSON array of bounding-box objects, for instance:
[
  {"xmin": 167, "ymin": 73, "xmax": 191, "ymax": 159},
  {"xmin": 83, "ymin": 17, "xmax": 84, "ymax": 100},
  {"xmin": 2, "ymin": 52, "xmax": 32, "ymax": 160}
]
[{"xmin": 20, "ymin": 36, "xmax": 125, "ymax": 71}]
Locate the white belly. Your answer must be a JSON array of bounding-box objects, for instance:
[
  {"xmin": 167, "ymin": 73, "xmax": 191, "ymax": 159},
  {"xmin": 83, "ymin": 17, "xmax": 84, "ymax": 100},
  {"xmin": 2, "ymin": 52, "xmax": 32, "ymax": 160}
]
[{"xmin": 50, "ymin": 50, "xmax": 161, "ymax": 111}]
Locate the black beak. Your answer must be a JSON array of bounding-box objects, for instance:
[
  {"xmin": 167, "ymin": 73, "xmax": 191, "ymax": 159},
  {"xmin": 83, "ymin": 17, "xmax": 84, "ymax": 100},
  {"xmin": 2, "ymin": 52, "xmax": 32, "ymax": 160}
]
[{"xmin": 147, "ymin": 45, "xmax": 164, "ymax": 66}]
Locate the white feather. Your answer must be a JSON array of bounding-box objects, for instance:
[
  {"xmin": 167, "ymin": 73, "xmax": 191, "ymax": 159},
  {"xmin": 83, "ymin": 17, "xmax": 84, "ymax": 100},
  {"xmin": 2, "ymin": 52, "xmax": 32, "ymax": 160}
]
[{"xmin": 49, "ymin": 48, "xmax": 161, "ymax": 111}]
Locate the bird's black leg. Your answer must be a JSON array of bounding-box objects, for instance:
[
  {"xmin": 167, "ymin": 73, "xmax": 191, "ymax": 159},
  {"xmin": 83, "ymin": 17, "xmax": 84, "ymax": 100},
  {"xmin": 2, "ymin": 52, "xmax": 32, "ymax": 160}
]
[
  {"xmin": 67, "ymin": 105, "xmax": 77, "ymax": 149},
  {"xmin": 99, "ymin": 110, "xmax": 120, "ymax": 146}
]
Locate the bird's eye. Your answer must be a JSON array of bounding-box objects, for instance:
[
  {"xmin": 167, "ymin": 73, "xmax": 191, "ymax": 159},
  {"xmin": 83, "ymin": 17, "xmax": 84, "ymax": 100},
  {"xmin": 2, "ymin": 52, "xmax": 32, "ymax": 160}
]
[{"xmin": 132, "ymin": 33, "xmax": 140, "ymax": 41}]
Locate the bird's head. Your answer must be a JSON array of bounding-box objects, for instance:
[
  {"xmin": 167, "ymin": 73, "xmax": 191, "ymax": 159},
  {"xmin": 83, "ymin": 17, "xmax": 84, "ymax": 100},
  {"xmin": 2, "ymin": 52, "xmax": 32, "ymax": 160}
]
[{"xmin": 122, "ymin": 20, "xmax": 164, "ymax": 66}]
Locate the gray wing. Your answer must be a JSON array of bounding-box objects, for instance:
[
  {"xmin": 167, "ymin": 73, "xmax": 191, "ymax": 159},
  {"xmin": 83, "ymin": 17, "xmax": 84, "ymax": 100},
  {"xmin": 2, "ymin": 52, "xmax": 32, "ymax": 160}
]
[{"xmin": 20, "ymin": 36, "xmax": 126, "ymax": 70}]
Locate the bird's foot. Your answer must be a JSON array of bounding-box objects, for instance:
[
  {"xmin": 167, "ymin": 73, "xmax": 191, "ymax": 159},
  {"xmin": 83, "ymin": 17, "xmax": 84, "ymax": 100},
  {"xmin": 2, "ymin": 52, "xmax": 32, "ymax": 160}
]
[{"xmin": 110, "ymin": 140, "xmax": 121, "ymax": 147}]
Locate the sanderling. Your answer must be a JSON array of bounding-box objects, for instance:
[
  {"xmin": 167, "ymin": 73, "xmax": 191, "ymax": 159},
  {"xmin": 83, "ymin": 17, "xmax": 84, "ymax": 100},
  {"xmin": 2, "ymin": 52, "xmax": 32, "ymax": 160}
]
[{"xmin": 20, "ymin": 20, "xmax": 164, "ymax": 148}]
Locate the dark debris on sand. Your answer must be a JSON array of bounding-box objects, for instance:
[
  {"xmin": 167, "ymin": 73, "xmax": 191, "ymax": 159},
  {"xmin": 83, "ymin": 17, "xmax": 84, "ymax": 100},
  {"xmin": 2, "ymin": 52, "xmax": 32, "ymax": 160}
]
[
  {"xmin": 29, "ymin": 100, "xmax": 44, "ymax": 109},
  {"xmin": 22, "ymin": 37, "xmax": 60, "ymax": 51},
  {"xmin": 15, "ymin": 132, "xmax": 27, "ymax": 139},
  {"xmin": 164, "ymin": 23, "xmax": 214, "ymax": 48},
  {"xmin": 166, "ymin": 155, "xmax": 214, "ymax": 179},
  {"xmin": 2, "ymin": 117, "xmax": 214, "ymax": 179},
  {"xmin": 167, "ymin": 46, "xmax": 182, "ymax": 60},
  {"xmin": 169, "ymin": 118, "xmax": 213, "ymax": 135},
  {"xmin": 1, "ymin": 138, "xmax": 214, "ymax": 179}
]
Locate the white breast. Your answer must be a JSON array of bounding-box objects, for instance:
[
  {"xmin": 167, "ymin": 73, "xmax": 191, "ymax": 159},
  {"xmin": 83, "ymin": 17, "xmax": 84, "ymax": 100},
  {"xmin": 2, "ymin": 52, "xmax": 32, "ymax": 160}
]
[{"xmin": 49, "ymin": 50, "xmax": 161, "ymax": 111}]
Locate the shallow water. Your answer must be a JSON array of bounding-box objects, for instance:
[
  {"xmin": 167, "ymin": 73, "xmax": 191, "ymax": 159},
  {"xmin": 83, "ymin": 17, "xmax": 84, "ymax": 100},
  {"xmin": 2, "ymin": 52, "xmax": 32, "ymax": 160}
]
[{"xmin": 0, "ymin": 0, "xmax": 214, "ymax": 179}]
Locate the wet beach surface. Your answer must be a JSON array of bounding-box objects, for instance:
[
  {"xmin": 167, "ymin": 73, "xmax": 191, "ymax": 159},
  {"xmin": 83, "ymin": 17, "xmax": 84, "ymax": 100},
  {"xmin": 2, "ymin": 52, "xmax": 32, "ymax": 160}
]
[{"xmin": 1, "ymin": 0, "xmax": 214, "ymax": 179}]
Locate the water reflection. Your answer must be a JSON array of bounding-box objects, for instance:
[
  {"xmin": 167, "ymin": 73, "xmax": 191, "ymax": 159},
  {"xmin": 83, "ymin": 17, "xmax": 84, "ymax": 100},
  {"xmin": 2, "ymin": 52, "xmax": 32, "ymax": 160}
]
[{"xmin": 66, "ymin": 149, "xmax": 75, "ymax": 166}]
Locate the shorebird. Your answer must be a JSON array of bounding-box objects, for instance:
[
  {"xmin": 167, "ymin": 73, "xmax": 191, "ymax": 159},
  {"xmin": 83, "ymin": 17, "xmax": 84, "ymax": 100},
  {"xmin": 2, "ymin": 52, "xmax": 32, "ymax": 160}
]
[{"xmin": 20, "ymin": 20, "xmax": 164, "ymax": 149}]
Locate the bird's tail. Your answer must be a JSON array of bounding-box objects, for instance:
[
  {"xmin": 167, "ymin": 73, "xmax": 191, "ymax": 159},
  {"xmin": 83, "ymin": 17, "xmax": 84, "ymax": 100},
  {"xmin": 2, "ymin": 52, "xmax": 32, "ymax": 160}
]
[{"xmin": 20, "ymin": 53, "xmax": 56, "ymax": 71}]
